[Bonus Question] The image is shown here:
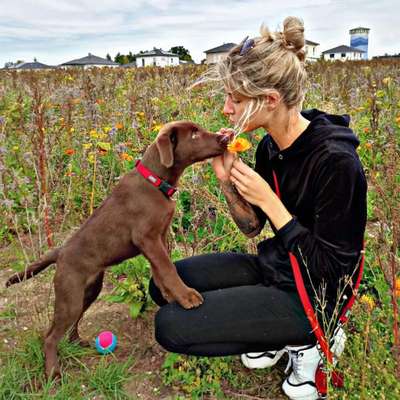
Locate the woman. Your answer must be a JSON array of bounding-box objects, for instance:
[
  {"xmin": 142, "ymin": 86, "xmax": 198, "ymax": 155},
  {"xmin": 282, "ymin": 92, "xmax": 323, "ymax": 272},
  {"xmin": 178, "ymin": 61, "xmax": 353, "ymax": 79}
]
[{"xmin": 149, "ymin": 17, "xmax": 367, "ymax": 400}]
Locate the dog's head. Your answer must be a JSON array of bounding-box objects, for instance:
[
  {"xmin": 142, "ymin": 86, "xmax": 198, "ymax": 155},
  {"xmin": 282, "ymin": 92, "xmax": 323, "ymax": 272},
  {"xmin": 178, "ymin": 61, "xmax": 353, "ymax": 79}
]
[{"xmin": 155, "ymin": 121, "xmax": 230, "ymax": 168}]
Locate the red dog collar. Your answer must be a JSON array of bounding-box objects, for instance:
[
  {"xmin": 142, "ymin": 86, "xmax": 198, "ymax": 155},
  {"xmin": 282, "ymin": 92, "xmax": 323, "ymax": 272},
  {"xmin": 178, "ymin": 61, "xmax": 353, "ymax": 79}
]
[{"xmin": 135, "ymin": 160, "xmax": 177, "ymax": 199}]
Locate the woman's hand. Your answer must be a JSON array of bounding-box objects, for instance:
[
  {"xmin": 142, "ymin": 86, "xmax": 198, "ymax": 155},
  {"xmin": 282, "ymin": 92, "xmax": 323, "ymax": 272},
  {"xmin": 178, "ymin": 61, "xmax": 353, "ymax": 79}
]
[
  {"xmin": 229, "ymin": 158, "xmax": 272, "ymax": 208},
  {"xmin": 211, "ymin": 128, "xmax": 237, "ymax": 183}
]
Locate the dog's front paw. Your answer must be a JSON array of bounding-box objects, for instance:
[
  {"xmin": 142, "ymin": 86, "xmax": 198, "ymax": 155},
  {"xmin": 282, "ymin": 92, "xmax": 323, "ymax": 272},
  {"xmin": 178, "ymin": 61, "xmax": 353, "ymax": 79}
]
[{"xmin": 176, "ymin": 287, "xmax": 204, "ymax": 309}]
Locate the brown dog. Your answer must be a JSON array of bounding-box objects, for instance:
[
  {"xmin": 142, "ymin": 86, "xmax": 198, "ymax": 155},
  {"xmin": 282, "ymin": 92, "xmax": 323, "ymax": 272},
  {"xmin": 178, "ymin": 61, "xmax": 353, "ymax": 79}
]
[{"xmin": 6, "ymin": 121, "xmax": 230, "ymax": 379}]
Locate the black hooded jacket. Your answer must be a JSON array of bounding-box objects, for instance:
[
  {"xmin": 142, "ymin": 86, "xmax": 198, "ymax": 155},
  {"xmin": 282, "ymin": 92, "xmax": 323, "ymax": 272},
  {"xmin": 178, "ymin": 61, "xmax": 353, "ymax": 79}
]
[{"xmin": 253, "ymin": 109, "xmax": 367, "ymax": 315}]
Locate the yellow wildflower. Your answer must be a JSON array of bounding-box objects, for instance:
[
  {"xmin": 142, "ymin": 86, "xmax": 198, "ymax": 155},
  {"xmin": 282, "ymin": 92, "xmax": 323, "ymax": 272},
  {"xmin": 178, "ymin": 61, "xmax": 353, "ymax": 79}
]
[
  {"xmin": 360, "ymin": 294, "xmax": 375, "ymax": 311},
  {"xmin": 90, "ymin": 130, "xmax": 100, "ymax": 139},
  {"xmin": 82, "ymin": 143, "xmax": 92, "ymax": 150},
  {"xmin": 87, "ymin": 152, "xmax": 96, "ymax": 164},
  {"xmin": 152, "ymin": 123, "xmax": 163, "ymax": 132},
  {"xmin": 227, "ymin": 137, "xmax": 252, "ymax": 153},
  {"xmin": 115, "ymin": 122, "xmax": 124, "ymax": 130}
]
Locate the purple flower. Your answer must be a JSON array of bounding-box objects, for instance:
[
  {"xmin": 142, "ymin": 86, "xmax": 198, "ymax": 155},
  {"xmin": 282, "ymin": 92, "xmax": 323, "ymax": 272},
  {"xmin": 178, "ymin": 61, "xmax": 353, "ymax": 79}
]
[
  {"xmin": 115, "ymin": 143, "xmax": 128, "ymax": 153},
  {"xmin": 0, "ymin": 116, "xmax": 5, "ymax": 125},
  {"xmin": 0, "ymin": 146, "xmax": 7, "ymax": 154},
  {"xmin": 108, "ymin": 127, "xmax": 117, "ymax": 137}
]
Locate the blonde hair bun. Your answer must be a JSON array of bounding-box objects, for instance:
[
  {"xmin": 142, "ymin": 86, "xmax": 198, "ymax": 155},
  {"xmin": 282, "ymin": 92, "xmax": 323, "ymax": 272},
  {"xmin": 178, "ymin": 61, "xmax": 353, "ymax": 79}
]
[{"xmin": 282, "ymin": 16, "xmax": 305, "ymax": 61}]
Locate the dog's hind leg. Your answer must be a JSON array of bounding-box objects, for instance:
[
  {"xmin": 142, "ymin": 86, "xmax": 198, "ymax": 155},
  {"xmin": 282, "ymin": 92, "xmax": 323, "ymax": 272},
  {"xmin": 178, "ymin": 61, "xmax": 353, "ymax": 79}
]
[
  {"xmin": 44, "ymin": 265, "xmax": 87, "ymax": 379},
  {"xmin": 68, "ymin": 271, "xmax": 105, "ymax": 347}
]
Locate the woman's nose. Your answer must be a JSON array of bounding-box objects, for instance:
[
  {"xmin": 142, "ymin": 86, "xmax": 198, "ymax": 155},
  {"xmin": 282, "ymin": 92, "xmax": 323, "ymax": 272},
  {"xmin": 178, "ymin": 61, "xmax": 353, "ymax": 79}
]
[{"xmin": 223, "ymin": 97, "xmax": 234, "ymax": 115}]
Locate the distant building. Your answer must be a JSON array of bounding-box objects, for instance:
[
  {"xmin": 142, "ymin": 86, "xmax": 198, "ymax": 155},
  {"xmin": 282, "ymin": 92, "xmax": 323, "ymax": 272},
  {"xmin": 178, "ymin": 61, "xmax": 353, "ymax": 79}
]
[
  {"xmin": 135, "ymin": 48, "xmax": 179, "ymax": 67},
  {"xmin": 305, "ymin": 40, "xmax": 320, "ymax": 62},
  {"xmin": 322, "ymin": 45, "xmax": 365, "ymax": 61},
  {"xmin": 349, "ymin": 27, "xmax": 370, "ymax": 60},
  {"xmin": 204, "ymin": 43, "xmax": 236, "ymax": 64},
  {"xmin": 7, "ymin": 59, "xmax": 54, "ymax": 70},
  {"xmin": 60, "ymin": 53, "xmax": 119, "ymax": 69}
]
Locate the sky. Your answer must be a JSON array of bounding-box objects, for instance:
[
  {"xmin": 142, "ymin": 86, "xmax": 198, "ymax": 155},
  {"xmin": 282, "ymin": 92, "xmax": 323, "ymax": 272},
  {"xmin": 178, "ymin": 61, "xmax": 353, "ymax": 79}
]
[{"xmin": 0, "ymin": 0, "xmax": 398, "ymax": 67}]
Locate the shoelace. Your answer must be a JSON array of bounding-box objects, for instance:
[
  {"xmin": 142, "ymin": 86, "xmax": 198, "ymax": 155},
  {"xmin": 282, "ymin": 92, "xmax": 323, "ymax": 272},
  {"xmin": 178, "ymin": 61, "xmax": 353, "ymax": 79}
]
[{"xmin": 284, "ymin": 344, "xmax": 316, "ymax": 379}]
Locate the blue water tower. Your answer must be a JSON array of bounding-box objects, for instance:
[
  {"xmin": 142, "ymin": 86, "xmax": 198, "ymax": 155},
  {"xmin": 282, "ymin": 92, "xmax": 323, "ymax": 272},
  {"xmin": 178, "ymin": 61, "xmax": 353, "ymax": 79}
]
[{"xmin": 349, "ymin": 27, "xmax": 370, "ymax": 60}]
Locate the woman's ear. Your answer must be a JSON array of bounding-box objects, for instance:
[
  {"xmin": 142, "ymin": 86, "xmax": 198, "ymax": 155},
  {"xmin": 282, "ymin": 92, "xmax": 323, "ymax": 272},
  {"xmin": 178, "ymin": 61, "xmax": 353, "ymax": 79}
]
[
  {"xmin": 264, "ymin": 91, "xmax": 281, "ymax": 110},
  {"xmin": 156, "ymin": 125, "xmax": 177, "ymax": 167}
]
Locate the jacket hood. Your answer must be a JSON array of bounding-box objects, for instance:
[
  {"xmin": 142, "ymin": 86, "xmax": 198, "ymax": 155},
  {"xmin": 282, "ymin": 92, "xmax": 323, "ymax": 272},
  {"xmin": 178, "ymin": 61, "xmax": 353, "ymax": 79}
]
[{"xmin": 264, "ymin": 108, "xmax": 360, "ymax": 160}]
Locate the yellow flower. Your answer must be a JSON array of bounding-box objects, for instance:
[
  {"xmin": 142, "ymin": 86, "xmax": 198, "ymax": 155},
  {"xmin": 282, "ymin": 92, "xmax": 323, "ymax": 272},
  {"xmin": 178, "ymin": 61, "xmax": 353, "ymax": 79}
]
[
  {"xmin": 115, "ymin": 122, "xmax": 124, "ymax": 130},
  {"xmin": 12, "ymin": 145, "xmax": 19, "ymax": 151},
  {"xmin": 152, "ymin": 123, "xmax": 163, "ymax": 132},
  {"xmin": 227, "ymin": 137, "xmax": 252, "ymax": 153},
  {"xmin": 396, "ymin": 116, "xmax": 400, "ymax": 126},
  {"xmin": 69, "ymin": 127, "xmax": 75, "ymax": 133},
  {"xmin": 97, "ymin": 142, "xmax": 111, "ymax": 151},
  {"xmin": 90, "ymin": 130, "xmax": 100, "ymax": 139},
  {"xmin": 360, "ymin": 294, "xmax": 375, "ymax": 311},
  {"xmin": 82, "ymin": 143, "xmax": 92, "ymax": 150},
  {"xmin": 87, "ymin": 152, "xmax": 96, "ymax": 163}
]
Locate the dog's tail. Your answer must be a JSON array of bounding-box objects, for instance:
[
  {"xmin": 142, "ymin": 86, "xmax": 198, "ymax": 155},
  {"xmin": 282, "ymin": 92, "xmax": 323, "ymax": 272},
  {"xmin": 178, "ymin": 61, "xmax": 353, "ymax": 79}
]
[{"xmin": 5, "ymin": 247, "xmax": 61, "ymax": 287}]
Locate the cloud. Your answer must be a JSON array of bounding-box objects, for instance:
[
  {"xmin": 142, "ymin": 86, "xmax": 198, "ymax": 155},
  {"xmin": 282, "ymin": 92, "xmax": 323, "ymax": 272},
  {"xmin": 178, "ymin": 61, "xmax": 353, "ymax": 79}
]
[{"xmin": 0, "ymin": 0, "xmax": 398, "ymax": 66}]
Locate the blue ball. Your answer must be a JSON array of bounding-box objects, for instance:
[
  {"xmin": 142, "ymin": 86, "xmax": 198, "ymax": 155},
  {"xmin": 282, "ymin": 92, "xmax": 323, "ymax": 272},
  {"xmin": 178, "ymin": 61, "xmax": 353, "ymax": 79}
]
[{"xmin": 95, "ymin": 331, "xmax": 117, "ymax": 354}]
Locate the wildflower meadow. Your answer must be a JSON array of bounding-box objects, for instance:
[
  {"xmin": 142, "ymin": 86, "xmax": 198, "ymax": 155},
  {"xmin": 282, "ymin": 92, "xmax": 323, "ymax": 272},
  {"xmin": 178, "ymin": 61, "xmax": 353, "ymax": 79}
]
[{"xmin": 0, "ymin": 60, "xmax": 399, "ymax": 399}]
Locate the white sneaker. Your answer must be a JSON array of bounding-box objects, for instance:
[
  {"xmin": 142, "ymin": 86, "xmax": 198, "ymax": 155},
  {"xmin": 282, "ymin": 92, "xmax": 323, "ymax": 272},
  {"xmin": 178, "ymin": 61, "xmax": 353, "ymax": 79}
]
[
  {"xmin": 282, "ymin": 344, "xmax": 321, "ymax": 400},
  {"xmin": 241, "ymin": 349, "xmax": 286, "ymax": 369},
  {"xmin": 282, "ymin": 327, "xmax": 347, "ymax": 400}
]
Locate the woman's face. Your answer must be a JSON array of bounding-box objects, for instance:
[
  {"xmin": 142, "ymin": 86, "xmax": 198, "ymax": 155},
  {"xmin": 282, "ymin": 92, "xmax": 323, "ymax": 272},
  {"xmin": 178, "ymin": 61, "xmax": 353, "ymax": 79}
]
[{"xmin": 223, "ymin": 90, "xmax": 268, "ymax": 133}]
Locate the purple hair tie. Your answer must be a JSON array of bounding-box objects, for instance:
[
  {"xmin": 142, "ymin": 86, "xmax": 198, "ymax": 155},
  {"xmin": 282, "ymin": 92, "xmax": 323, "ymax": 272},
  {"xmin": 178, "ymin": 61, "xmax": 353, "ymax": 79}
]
[{"xmin": 239, "ymin": 36, "xmax": 255, "ymax": 56}]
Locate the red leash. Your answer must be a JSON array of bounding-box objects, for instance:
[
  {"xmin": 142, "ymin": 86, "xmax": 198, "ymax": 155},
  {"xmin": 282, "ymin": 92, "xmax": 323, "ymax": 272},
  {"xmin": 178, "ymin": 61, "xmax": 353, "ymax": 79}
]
[{"xmin": 272, "ymin": 170, "xmax": 365, "ymax": 394}]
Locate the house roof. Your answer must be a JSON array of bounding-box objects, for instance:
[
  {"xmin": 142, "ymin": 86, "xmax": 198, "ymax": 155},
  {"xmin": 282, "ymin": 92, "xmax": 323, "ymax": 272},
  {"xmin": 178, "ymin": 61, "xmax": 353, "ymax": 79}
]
[
  {"xmin": 60, "ymin": 53, "xmax": 118, "ymax": 66},
  {"xmin": 136, "ymin": 48, "xmax": 179, "ymax": 58},
  {"xmin": 322, "ymin": 45, "xmax": 365, "ymax": 54},
  {"xmin": 11, "ymin": 61, "xmax": 54, "ymax": 69},
  {"xmin": 305, "ymin": 39, "xmax": 319, "ymax": 46},
  {"xmin": 349, "ymin": 27, "xmax": 370, "ymax": 33},
  {"xmin": 204, "ymin": 43, "xmax": 237, "ymax": 54}
]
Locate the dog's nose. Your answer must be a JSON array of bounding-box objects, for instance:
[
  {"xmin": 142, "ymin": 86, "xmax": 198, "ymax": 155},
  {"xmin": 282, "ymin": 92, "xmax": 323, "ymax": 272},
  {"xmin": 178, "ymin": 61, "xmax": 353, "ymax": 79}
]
[{"xmin": 217, "ymin": 133, "xmax": 232, "ymax": 145}]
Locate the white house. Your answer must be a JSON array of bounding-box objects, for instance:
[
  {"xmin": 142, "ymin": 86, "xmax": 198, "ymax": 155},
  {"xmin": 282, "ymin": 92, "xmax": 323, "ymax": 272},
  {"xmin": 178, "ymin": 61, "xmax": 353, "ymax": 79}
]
[
  {"xmin": 60, "ymin": 53, "xmax": 119, "ymax": 69},
  {"xmin": 305, "ymin": 40, "xmax": 320, "ymax": 62},
  {"xmin": 322, "ymin": 45, "xmax": 364, "ymax": 61},
  {"xmin": 135, "ymin": 48, "xmax": 179, "ymax": 67},
  {"xmin": 204, "ymin": 43, "xmax": 236, "ymax": 64}
]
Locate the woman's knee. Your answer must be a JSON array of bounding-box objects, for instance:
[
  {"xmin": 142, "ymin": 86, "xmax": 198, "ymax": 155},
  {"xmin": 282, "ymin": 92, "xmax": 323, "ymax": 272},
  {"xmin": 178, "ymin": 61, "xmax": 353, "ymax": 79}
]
[{"xmin": 154, "ymin": 306, "xmax": 189, "ymax": 354}]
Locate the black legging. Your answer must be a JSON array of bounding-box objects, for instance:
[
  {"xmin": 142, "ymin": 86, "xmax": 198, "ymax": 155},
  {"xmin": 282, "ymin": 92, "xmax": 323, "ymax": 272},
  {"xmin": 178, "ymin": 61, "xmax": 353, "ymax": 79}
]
[{"xmin": 149, "ymin": 252, "xmax": 316, "ymax": 356}]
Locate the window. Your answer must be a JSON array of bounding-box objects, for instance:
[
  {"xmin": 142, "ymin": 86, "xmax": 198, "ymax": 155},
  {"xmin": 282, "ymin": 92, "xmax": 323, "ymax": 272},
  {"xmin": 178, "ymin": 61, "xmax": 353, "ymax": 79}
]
[
  {"xmin": 341, "ymin": 53, "xmax": 346, "ymax": 58},
  {"xmin": 330, "ymin": 54, "xmax": 334, "ymax": 58},
  {"xmin": 171, "ymin": 58, "xmax": 173, "ymax": 63},
  {"xmin": 142, "ymin": 59, "xmax": 144, "ymax": 67}
]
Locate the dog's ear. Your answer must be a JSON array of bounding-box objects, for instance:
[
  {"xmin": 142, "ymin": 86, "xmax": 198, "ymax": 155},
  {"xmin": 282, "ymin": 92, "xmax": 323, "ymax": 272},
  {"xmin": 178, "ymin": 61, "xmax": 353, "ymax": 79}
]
[{"xmin": 156, "ymin": 125, "xmax": 177, "ymax": 168}]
